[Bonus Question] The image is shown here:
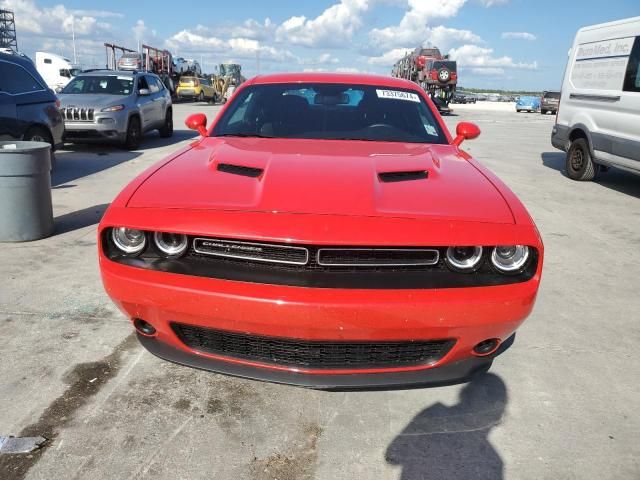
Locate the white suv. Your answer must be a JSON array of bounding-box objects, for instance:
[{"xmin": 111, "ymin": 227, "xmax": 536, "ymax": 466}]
[{"xmin": 551, "ymin": 16, "xmax": 640, "ymax": 180}]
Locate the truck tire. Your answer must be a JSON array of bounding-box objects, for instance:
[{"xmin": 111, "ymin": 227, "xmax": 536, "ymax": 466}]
[{"xmin": 566, "ymin": 138, "xmax": 597, "ymax": 181}]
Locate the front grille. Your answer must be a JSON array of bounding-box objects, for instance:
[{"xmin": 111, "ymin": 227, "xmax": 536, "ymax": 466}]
[
  {"xmin": 61, "ymin": 107, "xmax": 95, "ymax": 122},
  {"xmin": 317, "ymin": 248, "xmax": 439, "ymax": 267},
  {"xmin": 171, "ymin": 323, "xmax": 455, "ymax": 369},
  {"xmin": 193, "ymin": 238, "xmax": 309, "ymax": 265}
]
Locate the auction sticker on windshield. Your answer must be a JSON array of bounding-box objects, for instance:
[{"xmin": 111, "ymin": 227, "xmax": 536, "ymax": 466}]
[{"xmin": 376, "ymin": 89, "xmax": 420, "ymax": 102}]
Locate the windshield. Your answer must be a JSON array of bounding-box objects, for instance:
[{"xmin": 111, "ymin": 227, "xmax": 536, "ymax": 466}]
[
  {"xmin": 212, "ymin": 83, "xmax": 446, "ymax": 144},
  {"xmin": 544, "ymin": 92, "xmax": 560, "ymax": 99},
  {"xmin": 61, "ymin": 75, "xmax": 134, "ymax": 95}
]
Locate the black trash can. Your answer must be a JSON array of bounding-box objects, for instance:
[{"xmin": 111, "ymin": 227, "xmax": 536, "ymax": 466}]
[{"xmin": 0, "ymin": 141, "xmax": 54, "ymax": 242}]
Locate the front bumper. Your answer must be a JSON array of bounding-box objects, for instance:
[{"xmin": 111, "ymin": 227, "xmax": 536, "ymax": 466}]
[
  {"xmin": 62, "ymin": 112, "xmax": 128, "ymax": 143},
  {"xmin": 138, "ymin": 333, "xmax": 495, "ymax": 389},
  {"xmin": 101, "ymin": 257, "xmax": 539, "ymax": 388}
]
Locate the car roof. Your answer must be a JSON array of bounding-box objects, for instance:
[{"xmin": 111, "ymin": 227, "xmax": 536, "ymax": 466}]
[
  {"xmin": 0, "ymin": 51, "xmax": 36, "ymax": 69},
  {"xmin": 248, "ymin": 72, "xmax": 420, "ymax": 90}
]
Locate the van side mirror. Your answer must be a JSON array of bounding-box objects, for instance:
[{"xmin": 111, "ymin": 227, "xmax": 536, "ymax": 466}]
[
  {"xmin": 185, "ymin": 113, "xmax": 208, "ymax": 136},
  {"xmin": 452, "ymin": 122, "xmax": 481, "ymax": 146}
]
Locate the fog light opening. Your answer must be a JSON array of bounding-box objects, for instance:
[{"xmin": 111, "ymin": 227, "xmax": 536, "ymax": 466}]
[
  {"xmin": 473, "ymin": 338, "xmax": 500, "ymax": 356},
  {"xmin": 133, "ymin": 318, "xmax": 156, "ymax": 336}
]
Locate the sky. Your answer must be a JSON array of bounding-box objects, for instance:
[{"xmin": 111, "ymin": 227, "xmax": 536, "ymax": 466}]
[{"xmin": 2, "ymin": 0, "xmax": 638, "ymax": 91}]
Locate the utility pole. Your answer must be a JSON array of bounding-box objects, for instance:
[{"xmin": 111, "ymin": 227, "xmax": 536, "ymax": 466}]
[{"xmin": 72, "ymin": 16, "xmax": 77, "ymax": 64}]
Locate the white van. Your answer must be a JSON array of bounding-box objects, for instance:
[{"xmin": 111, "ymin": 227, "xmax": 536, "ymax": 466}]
[
  {"xmin": 35, "ymin": 52, "xmax": 82, "ymax": 92},
  {"xmin": 551, "ymin": 16, "xmax": 640, "ymax": 180}
]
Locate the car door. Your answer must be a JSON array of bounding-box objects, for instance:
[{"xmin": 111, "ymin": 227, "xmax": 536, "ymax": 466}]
[
  {"xmin": 136, "ymin": 75, "xmax": 156, "ymax": 131},
  {"xmin": 146, "ymin": 75, "xmax": 167, "ymax": 126}
]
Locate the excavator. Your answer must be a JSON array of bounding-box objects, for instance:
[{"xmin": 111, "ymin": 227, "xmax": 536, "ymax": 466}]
[{"xmin": 211, "ymin": 63, "xmax": 246, "ymax": 103}]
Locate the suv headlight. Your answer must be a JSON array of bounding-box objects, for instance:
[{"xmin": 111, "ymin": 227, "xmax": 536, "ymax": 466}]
[
  {"xmin": 101, "ymin": 105, "xmax": 125, "ymax": 112},
  {"xmin": 491, "ymin": 245, "xmax": 530, "ymax": 273}
]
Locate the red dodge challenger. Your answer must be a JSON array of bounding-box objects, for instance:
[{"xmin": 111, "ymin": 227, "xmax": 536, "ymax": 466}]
[{"xmin": 99, "ymin": 73, "xmax": 543, "ymax": 388}]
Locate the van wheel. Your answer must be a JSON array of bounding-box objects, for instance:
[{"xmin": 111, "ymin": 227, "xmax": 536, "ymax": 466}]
[
  {"xmin": 123, "ymin": 116, "xmax": 141, "ymax": 150},
  {"xmin": 541, "ymin": 109, "xmax": 547, "ymax": 115},
  {"xmin": 566, "ymin": 138, "xmax": 597, "ymax": 181},
  {"xmin": 159, "ymin": 109, "xmax": 173, "ymax": 138}
]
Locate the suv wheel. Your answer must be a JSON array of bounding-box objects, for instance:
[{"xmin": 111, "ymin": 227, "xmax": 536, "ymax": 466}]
[
  {"xmin": 123, "ymin": 116, "xmax": 142, "ymax": 150},
  {"xmin": 566, "ymin": 138, "xmax": 597, "ymax": 181},
  {"xmin": 159, "ymin": 109, "xmax": 174, "ymax": 138}
]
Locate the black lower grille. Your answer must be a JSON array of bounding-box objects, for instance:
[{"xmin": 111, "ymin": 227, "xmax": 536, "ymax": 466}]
[{"xmin": 171, "ymin": 323, "xmax": 455, "ymax": 369}]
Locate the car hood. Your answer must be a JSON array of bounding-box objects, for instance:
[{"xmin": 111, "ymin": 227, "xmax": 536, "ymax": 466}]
[
  {"xmin": 58, "ymin": 94, "xmax": 128, "ymax": 108},
  {"xmin": 128, "ymin": 138, "xmax": 514, "ymax": 224}
]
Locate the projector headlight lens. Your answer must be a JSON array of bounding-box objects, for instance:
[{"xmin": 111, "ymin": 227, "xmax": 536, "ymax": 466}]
[
  {"xmin": 445, "ymin": 246, "xmax": 483, "ymax": 272},
  {"xmin": 491, "ymin": 245, "xmax": 530, "ymax": 273},
  {"xmin": 154, "ymin": 232, "xmax": 188, "ymax": 257},
  {"xmin": 111, "ymin": 227, "xmax": 146, "ymax": 254}
]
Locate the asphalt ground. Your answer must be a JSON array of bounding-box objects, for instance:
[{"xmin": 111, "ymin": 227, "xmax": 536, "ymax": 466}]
[{"xmin": 0, "ymin": 100, "xmax": 638, "ymax": 480}]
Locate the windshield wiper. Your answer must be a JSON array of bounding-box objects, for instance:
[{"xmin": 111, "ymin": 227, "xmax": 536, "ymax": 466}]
[{"xmin": 215, "ymin": 133, "xmax": 274, "ymax": 138}]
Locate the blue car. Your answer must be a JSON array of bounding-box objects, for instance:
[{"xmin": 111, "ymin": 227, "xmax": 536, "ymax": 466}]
[{"xmin": 516, "ymin": 96, "xmax": 540, "ymax": 113}]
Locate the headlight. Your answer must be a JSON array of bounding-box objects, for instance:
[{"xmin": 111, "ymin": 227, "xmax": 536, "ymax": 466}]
[
  {"xmin": 111, "ymin": 227, "xmax": 146, "ymax": 254},
  {"xmin": 154, "ymin": 232, "xmax": 188, "ymax": 257},
  {"xmin": 491, "ymin": 245, "xmax": 530, "ymax": 273},
  {"xmin": 101, "ymin": 105, "xmax": 125, "ymax": 112},
  {"xmin": 445, "ymin": 246, "xmax": 483, "ymax": 272}
]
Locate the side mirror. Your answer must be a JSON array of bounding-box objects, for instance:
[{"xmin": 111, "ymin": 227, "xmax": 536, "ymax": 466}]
[
  {"xmin": 185, "ymin": 113, "xmax": 208, "ymax": 136},
  {"xmin": 55, "ymin": 86, "xmax": 63, "ymax": 93},
  {"xmin": 452, "ymin": 122, "xmax": 480, "ymax": 146},
  {"xmin": 138, "ymin": 88, "xmax": 150, "ymax": 96}
]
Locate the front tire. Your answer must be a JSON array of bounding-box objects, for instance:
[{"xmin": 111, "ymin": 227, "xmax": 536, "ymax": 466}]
[
  {"xmin": 123, "ymin": 116, "xmax": 141, "ymax": 150},
  {"xmin": 159, "ymin": 109, "xmax": 173, "ymax": 138},
  {"xmin": 198, "ymin": 91, "xmax": 204, "ymax": 102},
  {"xmin": 566, "ymin": 137, "xmax": 597, "ymax": 181}
]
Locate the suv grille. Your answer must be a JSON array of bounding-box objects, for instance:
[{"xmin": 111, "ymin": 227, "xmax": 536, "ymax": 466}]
[
  {"xmin": 171, "ymin": 323, "xmax": 455, "ymax": 369},
  {"xmin": 61, "ymin": 107, "xmax": 95, "ymax": 122}
]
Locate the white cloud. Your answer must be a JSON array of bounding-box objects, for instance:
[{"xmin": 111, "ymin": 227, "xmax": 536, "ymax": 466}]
[
  {"xmin": 470, "ymin": 67, "xmax": 505, "ymax": 76},
  {"xmin": 0, "ymin": 0, "xmax": 112, "ymax": 37},
  {"xmin": 477, "ymin": 0, "xmax": 509, "ymax": 6},
  {"xmin": 501, "ymin": 31, "xmax": 537, "ymax": 41},
  {"xmin": 367, "ymin": 47, "xmax": 413, "ymax": 66},
  {"xmin": 299, "ymin": 53, "xmax": 340, "ymax": 65},
  {"xmin": 275, "ymin": 0, "xmax": 371, "ymax": 48},
  {"xmin": 166, "ymin": 30, "xmax": 296, "ymax": 63},
  {"xmin": 369, "ymin": 0, "xmax": 467, "ymax": 49},
  {"xmin": 449, "ymin": 44, "xmax": 537, "ymax": 70}
]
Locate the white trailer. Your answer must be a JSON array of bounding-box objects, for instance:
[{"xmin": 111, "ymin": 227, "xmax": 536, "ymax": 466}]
[{"xmin": 35, "ymin": 52, "xmax": 81, "ymax": 91}]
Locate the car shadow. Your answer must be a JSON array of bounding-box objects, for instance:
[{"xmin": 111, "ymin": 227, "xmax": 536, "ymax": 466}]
[
  {"xmin": 386, "ymin": 373, "xmax": 507, "ymax": 480},
  {"xmin": 54, "ymin": 203, "xmax": 110, "ymax": 235},
  {"xmin": 144, "ymin": 129, "xmax": 199, "ymax": 149},
  {"xmin": 52, "ymin": 145, "xmax": 142, "ymax": 187},
  {"xmin": 541, "ymin": 152, "xmax": 640, "ymax": 199}
]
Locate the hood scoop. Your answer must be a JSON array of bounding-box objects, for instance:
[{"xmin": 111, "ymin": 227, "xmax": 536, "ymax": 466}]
[
  {"xmin": 217, "ymin": 163, "xmax": 264, "ymax": 178},
  {"xmin": 378, "ymin": 170, "xmax": 428, "ymax": 183}
]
